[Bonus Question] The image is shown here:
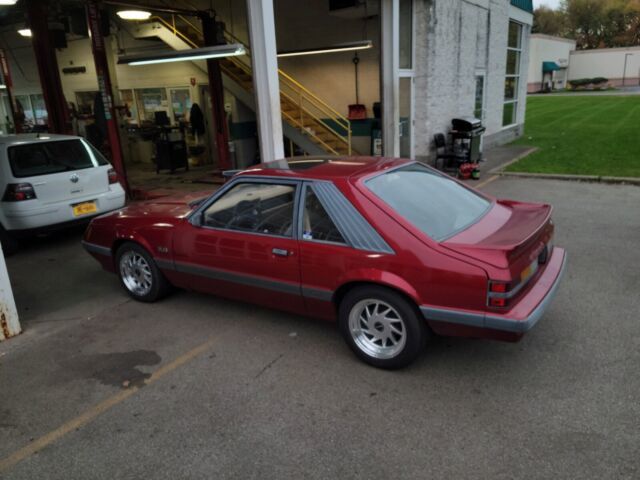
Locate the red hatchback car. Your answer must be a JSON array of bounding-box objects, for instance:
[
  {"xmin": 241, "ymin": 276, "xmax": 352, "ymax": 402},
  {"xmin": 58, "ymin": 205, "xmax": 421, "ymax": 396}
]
[{"xmin": 83, "ymin": 157, "xmax": 566, "ymax": 368}]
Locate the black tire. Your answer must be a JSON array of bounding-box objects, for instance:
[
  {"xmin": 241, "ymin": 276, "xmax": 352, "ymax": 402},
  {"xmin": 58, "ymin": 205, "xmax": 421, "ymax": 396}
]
[
  {"xmin": 115, "ymin": 242, "xmax": 171, "ymax": 302},
  {"xmin": 338, "ymin": 285, "xmax": 428, "ymax": 369},
  {"xmin": 0, "ymin": 225, "xmax": 19, "ymax": 256}
]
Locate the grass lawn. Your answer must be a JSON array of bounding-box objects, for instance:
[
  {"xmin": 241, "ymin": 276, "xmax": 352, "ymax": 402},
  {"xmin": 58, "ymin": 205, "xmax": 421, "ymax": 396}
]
[{"xmin": 507, "ymin": 95, "xmax": 640, "ymax": 177}]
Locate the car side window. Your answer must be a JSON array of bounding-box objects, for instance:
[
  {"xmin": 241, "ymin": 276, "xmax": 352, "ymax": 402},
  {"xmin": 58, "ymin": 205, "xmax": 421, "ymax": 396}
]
[
  {"xmin": 302, "ymin": 187, "xmax": 346, "ymax": 244},
  {"xmin": 203, "ymin": 182, "xmax": 296, "ymax": 237}
]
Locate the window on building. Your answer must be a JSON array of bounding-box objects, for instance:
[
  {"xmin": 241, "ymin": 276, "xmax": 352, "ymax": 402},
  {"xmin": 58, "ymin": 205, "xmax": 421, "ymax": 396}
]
[
  {"xmin": 502, "ymin": 21, "xmax": 523, "ymax": 127},
  {"xmin": 170, "ymin": 88, "xmax": 192, "ymax": 123},
  {"xmin": 399, "ymin": 0, "xmax": 413, "ymax": 70},
  {"xmin": 30, "ymin": 94, "xmax": 47, "ymax": 126},
  {"xmin": 119, "ymin": 90, "xmax": 139, "ymax": 124},
  {"xmin": 474, "ymin": 74, "xmax": 485, "ymax": 119},
  {"xmin": 136, "ymin": 88, "xmax": 169, "ymax": 124}
]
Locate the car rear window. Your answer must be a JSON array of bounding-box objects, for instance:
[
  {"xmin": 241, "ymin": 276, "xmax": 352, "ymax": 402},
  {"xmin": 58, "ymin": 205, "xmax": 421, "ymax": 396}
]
[
  {"xmin": 8, "ymin": 139, "xmax": 96, "ymax": 178},
  {"xmin": 365, "ymin": 163, "xmax": 491, "ymax": 241}
]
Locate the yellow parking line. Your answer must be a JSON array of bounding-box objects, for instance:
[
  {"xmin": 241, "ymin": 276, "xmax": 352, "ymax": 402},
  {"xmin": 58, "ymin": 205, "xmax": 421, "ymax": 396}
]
[
  {"xmin": 0, "ymin": 337, "xmax": 217, "ymax": 473},
  {"xmin": 474, "ymin": 175, "xmax": 499, "ymax": 189}
]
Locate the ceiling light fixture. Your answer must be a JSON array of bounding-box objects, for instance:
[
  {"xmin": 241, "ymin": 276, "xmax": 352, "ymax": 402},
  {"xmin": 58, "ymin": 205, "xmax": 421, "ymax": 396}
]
[
  {"xmin": 0, "ymin": 85, "xmax": 7, "ymax": 89},
  {"xmin": 0, "ymin": 1, "xmax": 18, "ymax": 5},
  {"xmin": 277, "ymin": 40, "xmax": 373, "ymax": 58},
  {"xmin": 118, "ymin": 44, "xmax": 246, "ymax": 66},
  {"xmin": 116, "ymin": 10, "xmax": 152, "ymax": 21},
  {"xmin": 17, "ymin": 28, "xmax": 32, "ymax": 37}
]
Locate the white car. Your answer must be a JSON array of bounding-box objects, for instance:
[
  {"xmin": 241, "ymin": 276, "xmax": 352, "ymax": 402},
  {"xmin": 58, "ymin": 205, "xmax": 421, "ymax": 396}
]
[{"xmin": 0, "ymin": 134, "xmax": 126, "ymax": 254}]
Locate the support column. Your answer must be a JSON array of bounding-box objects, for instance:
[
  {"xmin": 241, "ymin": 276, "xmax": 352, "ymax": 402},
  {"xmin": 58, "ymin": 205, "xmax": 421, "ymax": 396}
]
[
  {"xmin": 0, "ymin": 247, "xmax": 20, "ymax": 341},
  {"xmin": 201, "ymin": 13, "xmax": 231, "ymax": 171},
  {"xmin": 86, "ymin": 1, "xmax": 130, "ymax": 196},
  {"xmin": 246, "ymin": 0, "xmax": 284, "ymax": 163},
  {"xmin": 380, "ymin": 0, "xmax": 399, "ymax": 157},
  {"xmin": 0, "ymin": 49, "xmax": 21, "ymax": 133},
  {"xmin": 25, "ymin": 0, "xmax": 69, "ymax": 134}
]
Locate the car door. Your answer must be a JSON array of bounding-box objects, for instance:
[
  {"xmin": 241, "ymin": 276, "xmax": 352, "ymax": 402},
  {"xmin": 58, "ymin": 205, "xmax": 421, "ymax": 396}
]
[{"xmin": 171, "ymin": 178, "xmax": 305, "ymax": 314}]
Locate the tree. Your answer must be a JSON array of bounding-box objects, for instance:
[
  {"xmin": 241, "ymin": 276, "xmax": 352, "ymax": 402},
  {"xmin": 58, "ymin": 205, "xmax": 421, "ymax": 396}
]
[
  {"xmin": 533, "ymin": 6, "xmax": 569, "ymax": 36},
  {"xmin": 563, "ymin": 0, "xmax": 640, "ymax": 48}
]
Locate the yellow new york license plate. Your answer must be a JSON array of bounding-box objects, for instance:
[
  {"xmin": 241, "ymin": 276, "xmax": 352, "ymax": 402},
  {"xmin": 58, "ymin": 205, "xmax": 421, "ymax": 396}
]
[
  {"xmin": 72, "ymin": 201, "xmax": 97, "ymax": 217},
  {"xmin": 520, "ymin": 260, "xmax": 538, "ymax": 283}
]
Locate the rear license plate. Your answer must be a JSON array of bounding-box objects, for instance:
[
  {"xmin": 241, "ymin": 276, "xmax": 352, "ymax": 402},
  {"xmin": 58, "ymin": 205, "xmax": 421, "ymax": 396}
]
[
  {"xmin": 72, "ymin": 201, "xmax": 97, "ymax": 217},
  {"xmin": 520, "ymin": 259, "xmax": 539, "ymax": 283}
]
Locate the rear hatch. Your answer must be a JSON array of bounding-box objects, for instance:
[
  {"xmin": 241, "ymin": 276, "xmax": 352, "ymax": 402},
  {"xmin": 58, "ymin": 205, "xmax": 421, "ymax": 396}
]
[
  {"xmin": 7, "ymin": 138, "xmax": 109, "ymax": 204},
  {"xmin": 443, "ymin": 200, "xmax": 554, "ymax": 296}
]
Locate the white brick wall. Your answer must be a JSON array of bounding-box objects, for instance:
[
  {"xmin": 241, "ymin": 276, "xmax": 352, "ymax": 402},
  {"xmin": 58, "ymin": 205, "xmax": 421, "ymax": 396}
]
[{"xmin": 413, "ymin": 0, "xmax": 532, "ymax": 161}]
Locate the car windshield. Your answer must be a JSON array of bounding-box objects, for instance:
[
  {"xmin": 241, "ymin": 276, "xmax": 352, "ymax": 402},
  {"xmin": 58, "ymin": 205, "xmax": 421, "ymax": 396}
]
[
  {"xmin": 8, "ymin": 139, "xmax": 96, "ymax": 178},
  {"xmin": 365, "ymin": 163, "xmax": 491, "ymax": 241}
]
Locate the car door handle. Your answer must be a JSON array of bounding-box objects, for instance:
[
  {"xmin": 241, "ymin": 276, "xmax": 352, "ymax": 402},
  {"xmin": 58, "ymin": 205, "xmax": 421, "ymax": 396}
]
[{"xmin": 272, "ymin": 248, "xmax": 289, "ymax": 257}]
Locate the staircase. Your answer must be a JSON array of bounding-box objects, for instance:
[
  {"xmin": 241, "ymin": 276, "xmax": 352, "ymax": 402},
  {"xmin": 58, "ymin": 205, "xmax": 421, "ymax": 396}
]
[{"xmin": 130, "ymin": 15, "xmax": 355, "ymax": 156}]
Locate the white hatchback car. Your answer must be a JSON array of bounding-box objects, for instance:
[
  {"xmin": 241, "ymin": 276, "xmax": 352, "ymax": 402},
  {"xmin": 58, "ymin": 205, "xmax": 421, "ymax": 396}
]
[{"xmin": 0, "ymin": 134, "xmax": 126, "ymax": 254}]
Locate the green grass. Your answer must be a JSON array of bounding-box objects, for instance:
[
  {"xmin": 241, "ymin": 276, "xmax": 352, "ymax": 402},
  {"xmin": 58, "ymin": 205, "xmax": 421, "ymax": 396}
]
[{"xmin": 507, "ymin": 95, "xmax": 640, "ymax": 177}]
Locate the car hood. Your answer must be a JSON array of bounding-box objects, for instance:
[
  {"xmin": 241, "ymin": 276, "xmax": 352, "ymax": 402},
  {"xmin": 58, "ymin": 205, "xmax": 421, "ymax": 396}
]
[
  {"xmin": 119, "ymin": 191, "xmax": 212, "ymax": 219},
  {"xmin": 442, "ymin": 200, "xmax": 553, "ymax": 271}
]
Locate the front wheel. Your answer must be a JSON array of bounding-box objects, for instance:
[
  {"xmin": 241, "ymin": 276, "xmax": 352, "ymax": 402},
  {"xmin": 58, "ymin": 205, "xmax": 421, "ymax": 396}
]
[
  {"xmin": 116, "ymin": 242, "xmax": 171, "ymax": 302},
  {"xmin": 338, "ymin": 286, "xmax": 428, "ymax": 369}
]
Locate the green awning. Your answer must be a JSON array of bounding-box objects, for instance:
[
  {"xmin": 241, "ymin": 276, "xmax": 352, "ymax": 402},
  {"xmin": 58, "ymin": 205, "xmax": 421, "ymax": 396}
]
[{"xmin": 543, "ymin": 62, "xmax": 561, "ymax": 72}]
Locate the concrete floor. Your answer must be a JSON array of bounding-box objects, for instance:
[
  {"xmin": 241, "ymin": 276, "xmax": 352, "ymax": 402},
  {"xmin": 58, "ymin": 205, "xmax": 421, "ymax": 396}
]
[{"xmin": 1, "ymin": 177, "xmax": 639, "ymax": 479}]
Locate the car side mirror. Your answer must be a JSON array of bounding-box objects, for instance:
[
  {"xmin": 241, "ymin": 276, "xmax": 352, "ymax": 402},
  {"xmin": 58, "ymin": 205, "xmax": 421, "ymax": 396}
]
[{"xmin": 190, "ymin": 212, "xmax": 203, "ymax": 227}]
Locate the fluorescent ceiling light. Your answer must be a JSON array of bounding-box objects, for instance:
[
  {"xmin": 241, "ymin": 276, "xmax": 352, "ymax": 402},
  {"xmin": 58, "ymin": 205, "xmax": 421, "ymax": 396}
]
[
  {"xmin": 118, "ymin": 44, "xmax": 246, "ymax": 66},
  {"xmin": 17, "ymin": 28, "xmax": 32, "ymax": 37},
  {"xmin": 0, "ymin": 1, "xmax": 18, "ymax": 5},
  {"xmin": 116, "ymin": 10, "xmax": 152, "ymax": 21},
  {"xmin": 277, "ymin": 40, "xmax": 372, "ymax": 58},
  {"xmin": 0, "ymin": 85, "xmax": 6, "ymax": 89}
]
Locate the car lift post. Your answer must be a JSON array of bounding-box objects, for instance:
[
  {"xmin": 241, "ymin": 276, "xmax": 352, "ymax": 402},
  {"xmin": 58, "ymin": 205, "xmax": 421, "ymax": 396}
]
[
  {"xmin": 0, "ymin": 247, "xmax": 20, "ymax": 341},
  {"xmin": 0, "ymin": 49, "xmax": 22, "ymax": 133},
  {"xmin": 86, "ymin": 1, "xmax": 131, "ymax": 197},
  {"xmin": 25, "ymin": 0, "xmax": 70, "ymax": 134},
  {"xmin": 200, "ymin": 11, "xmax": 232, "ymax": 171}
]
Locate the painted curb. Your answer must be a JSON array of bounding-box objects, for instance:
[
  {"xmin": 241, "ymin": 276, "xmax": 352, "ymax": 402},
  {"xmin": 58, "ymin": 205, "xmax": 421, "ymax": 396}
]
[{"xmin": 495, "ymin": 171, "xmax": 640, "ymax": 186}]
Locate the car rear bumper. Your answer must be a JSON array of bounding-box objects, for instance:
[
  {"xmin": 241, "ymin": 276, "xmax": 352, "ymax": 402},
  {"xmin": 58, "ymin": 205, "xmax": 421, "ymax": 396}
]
[
  {"xmin": 421, "ymin": 247, "xmax": 567, "ymax": 336},
  {"xmin": 1, "ymin": 187, "xmax": 125, "ymax": 232}
]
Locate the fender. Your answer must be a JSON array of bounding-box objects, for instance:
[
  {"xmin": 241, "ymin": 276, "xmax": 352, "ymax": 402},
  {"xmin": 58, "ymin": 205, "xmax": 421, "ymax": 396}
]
[
  {"xmin": 334, "ymin": 268, "xmax": 421, "ymax": 305},
  {"xmin": 113, "ymin": 226, "xmax": 156, "ymax": 258}
]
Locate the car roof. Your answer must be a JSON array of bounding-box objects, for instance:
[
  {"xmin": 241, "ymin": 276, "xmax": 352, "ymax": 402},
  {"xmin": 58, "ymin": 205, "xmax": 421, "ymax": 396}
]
[
  {"xmin": 0, "ymin": 133, "xmax": 82, "ymax": 146},
  {"xmin": 237, "ymin": 156, "xmax": 412, "ymax": 181}
]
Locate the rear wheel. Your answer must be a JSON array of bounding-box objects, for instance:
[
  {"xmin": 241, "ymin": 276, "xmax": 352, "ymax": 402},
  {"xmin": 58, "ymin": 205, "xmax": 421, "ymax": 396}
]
[
  {"xmin": 116, "ymin": 242, "xmax": 171, "ymax": 302},
  {"xmin": 0, "ymin": 225, "xmax": 19, "ymax": 256},
  {"xmin": 338, "ymin": 286, "xmax": 428, "ymax": 369}
]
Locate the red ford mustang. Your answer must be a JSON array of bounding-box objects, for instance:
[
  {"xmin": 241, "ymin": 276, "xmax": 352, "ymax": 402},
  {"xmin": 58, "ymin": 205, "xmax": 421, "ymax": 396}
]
[{"xmin": 83, "ymin": 157, "xmax": 566, "ymax": 368}]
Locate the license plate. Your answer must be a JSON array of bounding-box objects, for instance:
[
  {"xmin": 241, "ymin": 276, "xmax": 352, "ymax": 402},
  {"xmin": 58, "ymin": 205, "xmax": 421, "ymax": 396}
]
[
  {"xmin": 72, "ymin": 201, "xmax": 97, "ymax": 217},
  {"xmin": 520, "ymin": 259, "xmax": 538, "ymax": 283}
]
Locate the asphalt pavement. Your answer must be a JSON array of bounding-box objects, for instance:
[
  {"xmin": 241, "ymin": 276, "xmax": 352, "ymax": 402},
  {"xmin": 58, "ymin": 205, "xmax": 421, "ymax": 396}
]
[{"xmin": 0, "ymin": 177, "xmax": 638, "ymax": 479}]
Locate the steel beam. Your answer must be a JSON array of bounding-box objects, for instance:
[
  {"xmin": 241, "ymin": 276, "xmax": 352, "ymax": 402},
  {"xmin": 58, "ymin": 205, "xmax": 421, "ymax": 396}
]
[
  {"xmin": 26, "ymin": 0, "xmax": 69, "ymax": 134},
  {"xmin": 86, "ymin": 1, "xmax": 130, "ymax": 196},
  {"xmin": 246, "ymin": 0, "xmax": 284, "ymax": 163},
  {"xmin": 201, "ymin": 13, "xmax": 232, "ymax": 171},
  {"xmin": 380, "ymin": 0, "xmax": 399, "ymax": 157}
]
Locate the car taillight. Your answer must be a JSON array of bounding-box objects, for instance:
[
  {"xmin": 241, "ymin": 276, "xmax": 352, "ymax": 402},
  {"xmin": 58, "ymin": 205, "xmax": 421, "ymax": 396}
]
[
  {"xmin": 108, "ymin": 168, "xmax": 118, "ymax": 185},
  {"xmin": 3, "ymin": 183, "xmax": 37, "ymax": 201},
  {"xmin": 487, "ymin": 281, "xmax": 511, "ymax": 308}
]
